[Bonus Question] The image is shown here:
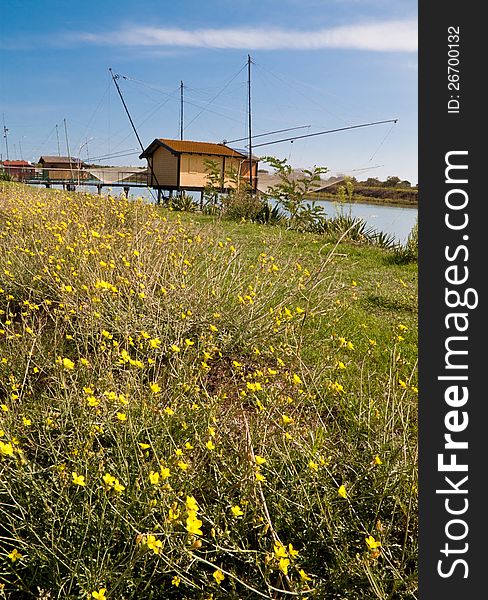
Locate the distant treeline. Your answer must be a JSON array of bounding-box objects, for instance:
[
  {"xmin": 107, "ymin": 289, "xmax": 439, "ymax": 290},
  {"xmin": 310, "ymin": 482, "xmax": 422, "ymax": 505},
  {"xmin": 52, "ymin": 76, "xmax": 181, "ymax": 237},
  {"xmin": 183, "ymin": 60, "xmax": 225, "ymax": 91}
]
[{"xmin": 310, "ymin": 176, "xmax": 418, "ymax": 206}]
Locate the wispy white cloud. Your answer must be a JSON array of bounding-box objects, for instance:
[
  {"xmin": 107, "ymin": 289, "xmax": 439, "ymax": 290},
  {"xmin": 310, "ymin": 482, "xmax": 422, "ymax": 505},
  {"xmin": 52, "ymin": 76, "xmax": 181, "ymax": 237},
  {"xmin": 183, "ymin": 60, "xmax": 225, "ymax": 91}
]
[{"xmin": 74, "ymin": 20, "xmax": 417, "ymax": 52}]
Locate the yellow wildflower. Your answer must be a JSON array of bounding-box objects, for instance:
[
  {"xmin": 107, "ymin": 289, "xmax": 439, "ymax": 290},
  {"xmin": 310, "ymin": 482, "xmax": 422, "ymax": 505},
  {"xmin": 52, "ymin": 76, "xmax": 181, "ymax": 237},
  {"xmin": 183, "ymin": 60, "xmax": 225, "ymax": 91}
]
[
  {"xmin": 116, "ymin": 412, "xmax": 127, "ymax": 421},
  {"xmin": 171, "ymin": 576, "xmax": 181, "ymax": 587},
  {"xmin": 279, "ymin": 557, "xmax": 290, "ymax": 575},
  {"xmin": 150, "ymin": 382, "xmax": 161, "ymax": 394},
  {"xmin": 365, "ymin": 535, "xmax": 382, "ymax": 550},
  {"xmin": 205, "ymin": 440, "xmax": 215, "ymax": 451},
  {"xmin": 186, "ymin": 496, "xmax": 199, "ymax": 511},
  {"xmin": 213, "ymin": 570, "xmax": 225, "ymax": 584},
  {"xmin": 145, "ymin": 534, "xmax": 163, "ymax": 554},
  {"xmin": 8, "ymin": 548, "xmax": 22, "ymax": 562},
  {"xmin": 160, "ymin": 467, "xmax": 171, "ymax": 479},
  {"xmin": 102, "ymin": 473, "xmax": 116, "ymax": 488},
  {"xmin": 231, "ymin": 505, "xmax": 244, "ymax": 517},
  {"xmin": 72, "ymin": 472, "xmax": 86, "ymax": 486},
  {"xmin": 62, "ymin": 357, "xmax": 75, "ymax": 370},
  {"xmin": 149, "ymin": 471, "xmax": 160, "ymax": 485},
  {"xmin": 338, "ymin": 484, "xmax": 347, "ymax": 499},
  {"xmin": 113, "ymin": 479, "xmax": 125, "ymax": 493},
  {"xmin": 186, "ymin": 512, "xmax": 203, "ymax": 536},
  {"xmin": 273, "ymin": 542, "xmax": 287, "ymax": 558}
]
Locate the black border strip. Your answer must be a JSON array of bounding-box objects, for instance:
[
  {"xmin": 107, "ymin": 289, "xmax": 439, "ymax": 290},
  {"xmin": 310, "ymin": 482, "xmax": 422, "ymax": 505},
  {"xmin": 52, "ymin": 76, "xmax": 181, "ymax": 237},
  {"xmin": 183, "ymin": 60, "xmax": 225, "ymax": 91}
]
[{"xmin": 419, "ymin": 3, "xmax": 483, "ymax": 596}]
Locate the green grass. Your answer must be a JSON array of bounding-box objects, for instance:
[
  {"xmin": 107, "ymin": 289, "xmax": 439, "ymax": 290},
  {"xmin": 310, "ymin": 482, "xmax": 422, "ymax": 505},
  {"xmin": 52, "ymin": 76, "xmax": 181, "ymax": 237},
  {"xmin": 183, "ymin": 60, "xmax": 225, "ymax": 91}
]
[{"xmin": 0, "ymin": 183, "xmax": 417, "ymax": 599}]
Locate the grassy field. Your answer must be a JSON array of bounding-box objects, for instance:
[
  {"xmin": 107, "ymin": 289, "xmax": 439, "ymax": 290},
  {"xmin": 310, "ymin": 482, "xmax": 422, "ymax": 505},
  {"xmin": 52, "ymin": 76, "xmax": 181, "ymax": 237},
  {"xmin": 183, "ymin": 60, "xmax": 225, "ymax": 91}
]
[{"xmin": 0, "ymin": 182, "xmax": 417, "ymax": 599}]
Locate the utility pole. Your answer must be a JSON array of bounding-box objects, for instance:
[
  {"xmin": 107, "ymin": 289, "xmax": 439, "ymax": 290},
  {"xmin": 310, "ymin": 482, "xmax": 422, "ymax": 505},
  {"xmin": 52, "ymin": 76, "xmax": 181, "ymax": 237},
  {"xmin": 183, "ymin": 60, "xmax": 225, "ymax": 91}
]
[
  {"xmin": 180, "ymin": 80, "xmax": 184, "ymax": 140},
  {"xmin": 64, "ymin": 118, "xmax": 74, "ymax": 183},
  {"xmin": 19, "ymin": 139, "xmax": 24, "ymax": 161},
  {"xmin": 2, "ymin": 114, "xmax": 9, "ymax": 161},
  {"xmin": 247, "ymin": 54, "xmax": 253, "ymax": 193},
  {"xmin": 56, "ymin": 124, "xmax": 61, "ymax": 156}
]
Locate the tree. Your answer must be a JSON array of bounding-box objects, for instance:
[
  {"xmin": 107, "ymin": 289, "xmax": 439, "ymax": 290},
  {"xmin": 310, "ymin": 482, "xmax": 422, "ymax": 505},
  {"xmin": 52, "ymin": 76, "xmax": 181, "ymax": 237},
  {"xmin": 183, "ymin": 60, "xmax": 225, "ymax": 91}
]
[
  {"xmin": 384, "ymin": 176, "xmax": 401, "ymax": 187},
  {"xmin": 203, "ymin": 159, "xmax": 223, "ymax": 207},
  {"xmin": 261, "ymin": 156, "xmax": 328, "ymax": 229}
]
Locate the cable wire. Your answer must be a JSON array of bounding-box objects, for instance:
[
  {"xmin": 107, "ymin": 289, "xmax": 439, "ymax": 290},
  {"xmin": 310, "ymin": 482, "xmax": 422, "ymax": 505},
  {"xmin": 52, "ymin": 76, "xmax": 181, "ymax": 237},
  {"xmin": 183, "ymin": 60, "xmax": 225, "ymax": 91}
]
[
  {"xmin": 184, "ymin": 62, "xmax": 247, "ymax": 132},
  {"xmin": 368, "ymin": 121, "xmax": 397, "ymax": 162}
]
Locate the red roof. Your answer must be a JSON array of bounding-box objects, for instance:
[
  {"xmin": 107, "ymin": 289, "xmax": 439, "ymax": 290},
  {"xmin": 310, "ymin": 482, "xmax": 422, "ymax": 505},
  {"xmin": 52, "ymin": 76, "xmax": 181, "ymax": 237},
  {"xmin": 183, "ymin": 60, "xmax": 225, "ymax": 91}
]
[{"xmin": 2, "ymin": 160, "xmax": 32, "ymax": 166}]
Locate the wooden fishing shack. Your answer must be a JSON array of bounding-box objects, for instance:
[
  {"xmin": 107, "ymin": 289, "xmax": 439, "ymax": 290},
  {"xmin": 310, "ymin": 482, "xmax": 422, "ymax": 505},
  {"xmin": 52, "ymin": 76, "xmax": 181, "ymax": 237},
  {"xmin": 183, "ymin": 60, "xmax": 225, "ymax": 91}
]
[{"xmin": 139, "ymin": 138, "xmax": 258, "ymax": 200}]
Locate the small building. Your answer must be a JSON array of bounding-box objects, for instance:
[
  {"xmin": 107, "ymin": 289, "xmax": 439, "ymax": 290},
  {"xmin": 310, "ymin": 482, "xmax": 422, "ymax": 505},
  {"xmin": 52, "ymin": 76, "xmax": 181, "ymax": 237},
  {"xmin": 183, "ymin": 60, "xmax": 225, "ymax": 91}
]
[
  {"xmin": 38, "ymin": 156, "xmax": 86, "ymax": 181},
  {"xmin": 1, "ymin": 160, "xmax": 35, "ymax": 181},
  {"xmin": 139, "ymin": 139, "xmax": 258, "ymax": 195}
]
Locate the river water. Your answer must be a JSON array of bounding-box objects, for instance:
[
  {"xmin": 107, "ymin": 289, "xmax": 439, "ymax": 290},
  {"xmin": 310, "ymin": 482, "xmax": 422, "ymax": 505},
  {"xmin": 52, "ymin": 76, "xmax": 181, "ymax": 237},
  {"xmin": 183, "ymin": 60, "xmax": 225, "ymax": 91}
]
[{"xmin": 308, "ymin": 199, "xmax": 418, "ymax": 245}]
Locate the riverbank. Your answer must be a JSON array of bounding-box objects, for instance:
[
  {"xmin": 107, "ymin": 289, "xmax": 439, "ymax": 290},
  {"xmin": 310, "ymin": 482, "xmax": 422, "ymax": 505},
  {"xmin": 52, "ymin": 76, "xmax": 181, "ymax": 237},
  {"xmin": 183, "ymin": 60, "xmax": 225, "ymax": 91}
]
[
  {"xmin": 0, "ymin": 182, "xmax": 418, "ymax": 598},
  {"xmin": 309, "ymin": 192, "xmax": 417, "ymax": 208}
]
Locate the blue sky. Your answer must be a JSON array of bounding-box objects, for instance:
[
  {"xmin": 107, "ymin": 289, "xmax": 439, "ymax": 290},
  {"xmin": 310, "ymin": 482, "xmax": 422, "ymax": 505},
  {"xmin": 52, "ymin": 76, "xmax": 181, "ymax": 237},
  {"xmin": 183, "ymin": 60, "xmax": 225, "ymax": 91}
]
[{"xmin": 0, "ymin": 0, "xmax": 418, "ymax": 183}]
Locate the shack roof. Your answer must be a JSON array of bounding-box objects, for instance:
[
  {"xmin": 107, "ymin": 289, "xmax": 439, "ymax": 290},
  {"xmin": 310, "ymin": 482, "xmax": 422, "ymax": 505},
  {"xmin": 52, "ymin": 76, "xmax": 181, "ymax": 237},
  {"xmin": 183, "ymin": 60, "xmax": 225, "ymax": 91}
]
[
  {"xmin": 39, "ymin": 156, "xmax": 83, "ymax": 165},
  {"xmin": 139, "ymin": 139, "xmax": 248, "ymax": 160}
]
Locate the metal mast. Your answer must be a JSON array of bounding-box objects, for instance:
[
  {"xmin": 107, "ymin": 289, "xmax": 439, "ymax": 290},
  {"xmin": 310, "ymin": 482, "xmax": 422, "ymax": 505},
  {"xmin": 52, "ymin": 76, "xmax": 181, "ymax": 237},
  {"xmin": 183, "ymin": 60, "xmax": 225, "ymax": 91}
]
[
  {"xmin": 56, "ymin": 124, "xmax": 61, "ymax": 156},
  {"xmin": 247, "ymin": 54, "xmax": 253, "ymax": 192},
  {"xmin": 180, "ymin": 80, "xmax": 184, "ymax": 140},
  {"xmin": 2, "ymin": 114, "xmax": 9, "ymax": 161},
  {"xmin": 109, "ymin": 67, "xmax": 161, "ymax": 191},
  {"xmin": 63, "ymin": 118, "xmax": 74, "ymax": 181}
]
